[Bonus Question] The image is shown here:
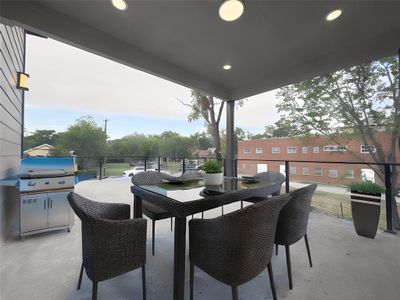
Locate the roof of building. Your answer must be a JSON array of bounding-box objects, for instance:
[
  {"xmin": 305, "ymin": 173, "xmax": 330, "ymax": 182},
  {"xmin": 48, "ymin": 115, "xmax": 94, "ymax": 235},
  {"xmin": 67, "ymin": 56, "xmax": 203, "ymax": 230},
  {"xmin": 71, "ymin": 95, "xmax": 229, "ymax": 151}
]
[{"xmin": 23, "ymin": 144, "xmax": 54, "ymax": 153}]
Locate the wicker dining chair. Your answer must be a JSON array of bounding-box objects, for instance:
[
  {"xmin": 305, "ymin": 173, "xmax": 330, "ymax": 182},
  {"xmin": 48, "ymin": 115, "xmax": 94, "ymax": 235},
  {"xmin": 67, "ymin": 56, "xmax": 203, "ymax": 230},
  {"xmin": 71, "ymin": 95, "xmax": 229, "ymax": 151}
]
[
  {"xmin": 68, "ymin": 192, "xmax": 147, "ymax": 300},
  {"xmin": 243, "ymin": 171, "xmax": 286, "ymax": 210},
  {"xmin": 254, "ymin": 171, "xmax": 286, "ymax": 196},
  {"xmin": 189, "ymin": 193, "xmax": 292, "ymax": 300},
  {"xmin": 274, "ymin": 184, "xmax": 317, "ymax": 290},
  {"xmin": 132, "ymin": 171, "xmax": 175, "ymax": 256}
]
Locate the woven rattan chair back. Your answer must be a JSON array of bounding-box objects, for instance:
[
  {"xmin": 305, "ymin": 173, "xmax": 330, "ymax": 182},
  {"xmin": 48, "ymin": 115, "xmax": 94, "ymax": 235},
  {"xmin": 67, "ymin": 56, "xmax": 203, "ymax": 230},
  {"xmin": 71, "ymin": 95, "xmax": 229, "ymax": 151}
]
[
  {"xmin": 189, "ymin": 193, "xmax": 291, "ymax": 287},
  {"xmin": 275, "ymin": 184, "xmax": 317, "ymax": 245}
]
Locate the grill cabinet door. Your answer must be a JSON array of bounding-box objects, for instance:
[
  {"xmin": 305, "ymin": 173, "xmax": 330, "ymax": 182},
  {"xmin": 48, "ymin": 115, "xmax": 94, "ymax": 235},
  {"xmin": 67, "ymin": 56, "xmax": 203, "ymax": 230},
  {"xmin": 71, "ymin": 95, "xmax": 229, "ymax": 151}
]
[
  {"xmin": 20, "ymin": 194, "xmax": 48, "ymax": 234},
  {"xmin": 47, "ymin": 192, "xmax": 70, "ymax": 228}
]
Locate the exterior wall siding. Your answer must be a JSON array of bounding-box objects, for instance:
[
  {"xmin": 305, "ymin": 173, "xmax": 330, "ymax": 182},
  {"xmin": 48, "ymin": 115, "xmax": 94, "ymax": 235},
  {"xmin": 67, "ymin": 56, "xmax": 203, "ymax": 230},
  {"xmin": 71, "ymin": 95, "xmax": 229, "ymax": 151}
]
[
  {"xmin": 238, "ymin": 134, "xmax": 400, "ymax": 187},
  {"xmin": 0, "ymin": 21, "xmax": 24, "ymax": 242}
]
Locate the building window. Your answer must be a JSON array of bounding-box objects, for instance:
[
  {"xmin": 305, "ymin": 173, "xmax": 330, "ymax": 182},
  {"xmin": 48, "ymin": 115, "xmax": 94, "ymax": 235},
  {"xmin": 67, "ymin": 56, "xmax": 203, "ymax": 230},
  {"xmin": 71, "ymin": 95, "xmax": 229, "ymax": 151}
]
[
  {"xmin": 302, "ymin": 167, "xmax": 309, "ymax": 175},
  {"xmin": 328, "ymin": 169, "xmax": 338, "ymax": 178},
  {"xmin": 244, "ymin": 148, "xmax": 250, "ymax": 154},
  {"xmin": 315, "ymin": 167, "xmax": 322, "ymax": 176},
  {"xmin": 302, "ymin": 146, "xmax": 308, "ymax": 154},
  {"xmin": 313, "ymin": 147, "xmax": 320, "ymax": 153},
  {"xmin": 272, "ymin": 147, "xmax": 281, "ymax": 154},
  {"xmin": 255, "ymin": 147, "xmax": 264, "ymax": 154},
  {"xmin": 242, "ymin": 164, "xmax": 246, "ymax": 169},
  {"xmin": 290, "ymin": 166, "xmax": 296, "ymax": 174},
  {"xmin": 287, "ymin": 147, "xmax": 297, "ymax": 154},
  {"xmin": 344, "ymin": 169, "xmax": 354, "ymax": 178},
  {"xmin": 360, "ymin": 145, "xmax": 376, "ymax": 154},
  {"xmin": 323, "ymin": 145, "xmax": 347, "ymax": 152}
]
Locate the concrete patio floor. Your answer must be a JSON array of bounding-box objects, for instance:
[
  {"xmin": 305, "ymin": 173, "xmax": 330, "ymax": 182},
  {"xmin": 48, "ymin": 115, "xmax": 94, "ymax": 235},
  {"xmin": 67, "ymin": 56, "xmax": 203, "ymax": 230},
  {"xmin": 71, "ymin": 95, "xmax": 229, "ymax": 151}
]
[{"xmin": 1, "ymin": 177, "xmax": 399, "ymax": 300}]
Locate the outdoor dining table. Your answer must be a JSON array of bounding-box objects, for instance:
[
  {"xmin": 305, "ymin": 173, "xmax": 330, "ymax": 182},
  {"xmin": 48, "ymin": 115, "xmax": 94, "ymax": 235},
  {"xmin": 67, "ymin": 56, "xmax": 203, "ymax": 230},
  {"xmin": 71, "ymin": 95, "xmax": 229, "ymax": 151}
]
[{"xmin": 131, "ymin": 176, "xmax": 279, "ymax": 300}]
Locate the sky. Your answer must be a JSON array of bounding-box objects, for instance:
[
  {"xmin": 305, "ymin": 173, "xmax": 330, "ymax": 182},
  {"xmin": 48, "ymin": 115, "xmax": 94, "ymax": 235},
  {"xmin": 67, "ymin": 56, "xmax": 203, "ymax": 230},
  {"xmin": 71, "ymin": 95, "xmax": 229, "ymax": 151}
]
[{"xmin": 24, "ymin": 35, "xmax": 281, "ymax": 139}]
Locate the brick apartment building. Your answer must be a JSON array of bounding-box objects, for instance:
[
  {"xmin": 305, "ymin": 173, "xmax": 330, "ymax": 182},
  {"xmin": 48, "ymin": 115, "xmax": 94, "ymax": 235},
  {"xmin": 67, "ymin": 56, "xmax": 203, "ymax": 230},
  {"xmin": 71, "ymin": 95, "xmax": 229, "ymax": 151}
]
[{"xmin": 237, "ymin": 132, "xmax": 400, "ymax": 187}]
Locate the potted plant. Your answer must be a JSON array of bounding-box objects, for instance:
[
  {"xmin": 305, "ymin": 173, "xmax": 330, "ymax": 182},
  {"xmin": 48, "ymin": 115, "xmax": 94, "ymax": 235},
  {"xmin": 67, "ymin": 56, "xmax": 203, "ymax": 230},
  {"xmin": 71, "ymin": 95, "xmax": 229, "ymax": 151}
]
[
  {"xmin": 349, "ymin": 181, "xmax": 385, "ymax": 239},
  {"xmin": 201, "ymin": 160, "xmax": 224, "ymax": 186}
]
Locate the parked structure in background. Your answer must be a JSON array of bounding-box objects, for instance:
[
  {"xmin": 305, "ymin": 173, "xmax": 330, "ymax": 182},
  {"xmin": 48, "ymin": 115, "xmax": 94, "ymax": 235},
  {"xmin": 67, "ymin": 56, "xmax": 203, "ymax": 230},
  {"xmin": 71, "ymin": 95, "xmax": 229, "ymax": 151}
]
[
  {"xmin": 238, "ymin": 132, "xmax": 400, "ymax": 187},
  {"xmin": 23, "ymin": 143, "xmax": 53, "ymax": 157}
]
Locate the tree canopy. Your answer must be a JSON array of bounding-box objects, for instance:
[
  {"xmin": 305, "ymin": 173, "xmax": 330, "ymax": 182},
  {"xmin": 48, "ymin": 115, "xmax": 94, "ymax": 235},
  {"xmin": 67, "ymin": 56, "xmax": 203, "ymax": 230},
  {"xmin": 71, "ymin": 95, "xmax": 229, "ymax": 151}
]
[
  {"xmin": 53, "ymin": 116, "xmax": 107, "ymax": 157},
  {"xmin": 277, "ymin": 55, "xmax": 399, "ymax": 228}
]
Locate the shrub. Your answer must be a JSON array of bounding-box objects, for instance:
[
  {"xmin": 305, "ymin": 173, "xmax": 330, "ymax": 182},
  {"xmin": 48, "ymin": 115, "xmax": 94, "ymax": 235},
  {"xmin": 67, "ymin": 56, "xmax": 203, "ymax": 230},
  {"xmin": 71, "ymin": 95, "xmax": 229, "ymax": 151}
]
[
  {"xmin": 201, "ymin": 160, "xmax": 223, "ymax": 173},
  {"xmin": 348, "ymin": 181, "xmax": 385, "ymax": 194}
]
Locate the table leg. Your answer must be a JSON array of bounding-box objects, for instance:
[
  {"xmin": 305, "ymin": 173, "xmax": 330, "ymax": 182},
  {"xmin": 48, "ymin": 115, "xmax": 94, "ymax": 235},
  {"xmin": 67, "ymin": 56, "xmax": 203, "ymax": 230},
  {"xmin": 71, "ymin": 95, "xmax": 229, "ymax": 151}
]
[
  {"xmin": 173, "ymin": 217, "xmax": 186, "ymax": 300},
  {"xmin": 134, "ymin": 195, "xmax": 143, "ymax": 218}
]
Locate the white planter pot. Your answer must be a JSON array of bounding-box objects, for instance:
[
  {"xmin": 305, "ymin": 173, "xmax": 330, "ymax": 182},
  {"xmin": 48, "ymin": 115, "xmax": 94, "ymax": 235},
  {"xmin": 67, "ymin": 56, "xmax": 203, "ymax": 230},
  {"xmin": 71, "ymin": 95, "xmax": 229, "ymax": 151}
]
[{"xmin": 203, "ymin": 172, "xmax": 224, "ymax": 186}]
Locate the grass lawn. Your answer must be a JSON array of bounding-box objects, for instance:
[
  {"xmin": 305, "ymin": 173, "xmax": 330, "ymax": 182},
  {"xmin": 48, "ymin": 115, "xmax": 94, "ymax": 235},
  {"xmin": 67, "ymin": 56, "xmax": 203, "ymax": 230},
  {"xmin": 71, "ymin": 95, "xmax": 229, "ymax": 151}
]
[{"xmin": 105, "ymin": 162, "xmax": 131, "ymax": 176}]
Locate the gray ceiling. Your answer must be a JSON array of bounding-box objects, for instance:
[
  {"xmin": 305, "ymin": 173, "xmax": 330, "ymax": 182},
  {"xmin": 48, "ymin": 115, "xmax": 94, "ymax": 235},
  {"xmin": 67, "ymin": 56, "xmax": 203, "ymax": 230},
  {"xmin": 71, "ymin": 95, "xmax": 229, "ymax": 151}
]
[{"xmin": 1, "ymin": 0, "xmax": 400, "ymax": 100}]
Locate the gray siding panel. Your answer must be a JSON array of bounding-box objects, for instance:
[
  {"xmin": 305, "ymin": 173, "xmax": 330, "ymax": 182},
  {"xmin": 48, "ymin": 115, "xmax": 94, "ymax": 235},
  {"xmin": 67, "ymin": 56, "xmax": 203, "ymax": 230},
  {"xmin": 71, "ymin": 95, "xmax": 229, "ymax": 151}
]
[{"xmin": 0, "ymin": 21, "xmax": 24, "ymax": 242}]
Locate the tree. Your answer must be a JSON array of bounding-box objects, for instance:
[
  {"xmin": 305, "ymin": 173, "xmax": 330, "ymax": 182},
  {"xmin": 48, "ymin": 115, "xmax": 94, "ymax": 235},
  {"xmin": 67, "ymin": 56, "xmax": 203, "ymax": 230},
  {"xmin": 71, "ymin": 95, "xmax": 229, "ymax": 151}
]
[
  {"xmin": 179, "ymin": 90, "xmax": 244, "ymax": 160},
  {"xmin": 277, "ymin": 56, "xmax": 399, "ymax": 228},
  {"xmin": 190, "ymin": 132, "xmax": 213, "ymax": 150},
  {"xmin": 54, "ymin": 116, "xmax": 107, "ymax": 157},
  {"xmin": 24, "ymin": 130, "xmax": 59, "ymax": 150},
  {"xmin": 179, "ymin": 90, "xmax": 225, "ymax": 160}
]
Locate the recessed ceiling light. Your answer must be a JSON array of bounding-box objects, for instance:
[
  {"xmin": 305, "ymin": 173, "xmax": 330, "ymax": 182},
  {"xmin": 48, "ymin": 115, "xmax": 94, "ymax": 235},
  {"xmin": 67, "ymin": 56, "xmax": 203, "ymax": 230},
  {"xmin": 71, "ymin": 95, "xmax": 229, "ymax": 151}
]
[
  {"xmin": 223, "ymin": 64, "xmax": 232, "ymax": 70},
  {"xmin": 325, "ymin": 9, "xmax": 342, "ymax": 21},
  {"xmin": 219, "ymin": 0, "xmax": 244, "ymax": 22},
  {"xmin": 111, "ymin": 0, "xmax": 127, "ymax": 11}
]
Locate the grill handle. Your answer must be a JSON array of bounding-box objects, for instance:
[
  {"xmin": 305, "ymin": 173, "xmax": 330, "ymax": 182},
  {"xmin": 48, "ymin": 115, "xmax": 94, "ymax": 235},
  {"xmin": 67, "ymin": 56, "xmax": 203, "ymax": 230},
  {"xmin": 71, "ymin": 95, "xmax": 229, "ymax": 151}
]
[{"xmin": 44, "ymin": 199, "xmax": 46, "ymax": 210}]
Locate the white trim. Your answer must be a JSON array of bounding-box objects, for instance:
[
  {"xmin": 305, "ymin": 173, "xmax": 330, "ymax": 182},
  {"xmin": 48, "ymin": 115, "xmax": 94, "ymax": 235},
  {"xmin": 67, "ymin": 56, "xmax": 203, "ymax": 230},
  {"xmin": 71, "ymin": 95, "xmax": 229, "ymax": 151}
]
[
  {"xmin": 360, "ymin": 145, "xmax": 376, "ymax": 154},
  {"xmin": 323, "ymin": 145, "xmax": 347, "ymax": 152},
  {"xmin": 287, "ymin": 147, "xmax": 297, "ymax": 154},
  {"xmin": 351, "ymin": 199, "xmax": 381, "ymax": 206}
]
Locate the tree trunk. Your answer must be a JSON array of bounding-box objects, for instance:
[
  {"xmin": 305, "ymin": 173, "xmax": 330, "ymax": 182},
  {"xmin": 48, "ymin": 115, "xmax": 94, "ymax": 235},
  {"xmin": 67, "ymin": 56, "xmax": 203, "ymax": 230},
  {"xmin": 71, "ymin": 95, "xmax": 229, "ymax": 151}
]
[{"xmin": 211, "ymin": 124, "xmax": 222, "ymax": 160}]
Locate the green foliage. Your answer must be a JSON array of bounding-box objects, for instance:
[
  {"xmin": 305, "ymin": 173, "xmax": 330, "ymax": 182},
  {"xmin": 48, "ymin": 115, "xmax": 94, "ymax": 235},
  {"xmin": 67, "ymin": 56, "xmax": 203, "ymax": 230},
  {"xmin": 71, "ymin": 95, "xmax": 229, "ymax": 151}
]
[
  {"xmin": 201, "ymin": 159, "xmax": 223, "ymax": 173},
  {"xmin": 349, "ymin": 181, "xmax": 385, "ymax": 194},
  {"xmin": 276, "ymin": 57, "xmax": 399, "ymax": 140},
  {"xmin": 24, "ymin": 130, "xmax": 59, "ymax": 150},
  {"xmin": 53, "ymin": 116, "xmax": 107, "ymax": 157}
]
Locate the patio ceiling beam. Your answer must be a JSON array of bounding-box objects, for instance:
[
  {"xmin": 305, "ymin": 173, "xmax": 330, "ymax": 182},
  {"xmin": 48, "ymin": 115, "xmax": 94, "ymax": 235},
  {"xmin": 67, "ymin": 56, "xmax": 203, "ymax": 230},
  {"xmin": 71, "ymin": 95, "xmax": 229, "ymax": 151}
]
[{"xmin": 0, "ymin": 0, "xmax": 231, "ymax": 100}]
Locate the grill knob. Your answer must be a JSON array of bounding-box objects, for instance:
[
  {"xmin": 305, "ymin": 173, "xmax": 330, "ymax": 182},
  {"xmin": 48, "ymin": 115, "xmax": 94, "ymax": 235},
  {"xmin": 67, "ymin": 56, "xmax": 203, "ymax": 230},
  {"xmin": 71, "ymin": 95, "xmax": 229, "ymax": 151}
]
[
  {"xmin": 28, "ymin": 181, "xmax": 36, "ymax": 186},
  {"xmin": 45, "ymin": 181, "xmax": 50, "ymax": 185},
  {"xmin": 58, "ymin": 180, "xmax": 65, "ymax": 185}
]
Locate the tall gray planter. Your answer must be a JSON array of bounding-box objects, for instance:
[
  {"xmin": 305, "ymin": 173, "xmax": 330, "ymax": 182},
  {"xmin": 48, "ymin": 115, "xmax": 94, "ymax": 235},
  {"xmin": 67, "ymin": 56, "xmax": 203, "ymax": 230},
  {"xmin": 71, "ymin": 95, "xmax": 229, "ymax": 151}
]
[{"xmin": 350, "ymin": 190, "xmax": 381, "ymax": 239}]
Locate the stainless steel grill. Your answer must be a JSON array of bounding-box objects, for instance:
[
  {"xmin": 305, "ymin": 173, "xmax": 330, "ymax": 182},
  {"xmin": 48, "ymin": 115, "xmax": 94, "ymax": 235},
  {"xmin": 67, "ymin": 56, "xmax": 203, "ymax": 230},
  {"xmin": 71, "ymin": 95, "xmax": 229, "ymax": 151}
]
[{"xmin": 19, "ymin": 157, "xmax": 76, "ymax": 237}]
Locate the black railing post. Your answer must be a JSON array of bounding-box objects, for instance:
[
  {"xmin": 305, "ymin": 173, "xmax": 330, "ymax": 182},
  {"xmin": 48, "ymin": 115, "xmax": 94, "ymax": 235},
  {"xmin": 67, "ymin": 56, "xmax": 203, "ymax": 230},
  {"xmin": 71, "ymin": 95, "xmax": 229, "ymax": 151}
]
[
  {"xmin": 158, "ymin": 156, "xmax": 161, "ymax": 172},
  {"xmin": 384, "ymin": 164, "xmax": 395, "ymax": 233},
  {"xmin": 144, "ymin": 156, "xmax": 147, "ymax": 171},
  {"xmin": 285, "ymin": 161, "xmax": 290, "ymax": 193},
  {"xmin": 99, "ymin": 159, "xmax": 103, "ymax": 180},
  {"xmin": 234, "ymin": 159, "xmax": 238, "ymax": 177},
  {"xmin": 223, "ymin": 158, "xmax": 226, "ymax": 176},
  {"xmin": 182, "ymin": 158, "xmax": 186, "ymax": 174}
]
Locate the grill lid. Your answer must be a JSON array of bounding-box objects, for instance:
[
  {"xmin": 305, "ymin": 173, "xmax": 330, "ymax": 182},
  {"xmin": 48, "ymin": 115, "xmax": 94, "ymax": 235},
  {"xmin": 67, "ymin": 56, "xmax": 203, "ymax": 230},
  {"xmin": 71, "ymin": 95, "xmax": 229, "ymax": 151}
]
[{"xmin": 20, "ymin": 157, "xmax": 75, "ymax": 178}]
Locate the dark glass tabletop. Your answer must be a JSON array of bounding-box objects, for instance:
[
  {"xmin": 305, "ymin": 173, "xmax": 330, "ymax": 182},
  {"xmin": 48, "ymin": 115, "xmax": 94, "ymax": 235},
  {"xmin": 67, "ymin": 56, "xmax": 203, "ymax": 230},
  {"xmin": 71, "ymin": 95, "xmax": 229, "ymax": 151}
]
[{"xmin": 137, "ymin": 177, "xmax": 274, "ymax": 203}]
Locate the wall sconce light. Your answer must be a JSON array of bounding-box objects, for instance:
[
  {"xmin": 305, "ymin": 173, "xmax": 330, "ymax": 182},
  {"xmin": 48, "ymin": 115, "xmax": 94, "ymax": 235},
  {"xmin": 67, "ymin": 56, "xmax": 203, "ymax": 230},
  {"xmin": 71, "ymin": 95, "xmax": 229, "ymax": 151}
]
[{"xmin": 17, "ymin": 72, "xmax": 29, "ymax": 90}]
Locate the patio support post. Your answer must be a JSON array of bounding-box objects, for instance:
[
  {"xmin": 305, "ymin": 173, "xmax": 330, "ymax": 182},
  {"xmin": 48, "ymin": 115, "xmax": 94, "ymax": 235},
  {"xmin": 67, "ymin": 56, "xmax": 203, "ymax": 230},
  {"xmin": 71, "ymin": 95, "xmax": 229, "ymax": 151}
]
[
  {"xmin": 226, "ymin": 100, "xmax": 235, "ymax": 177},
  {"xmin": 384, "ymin": 164, "xmax": 395, "ymax": 233},
  {"xmin": 285, "ymin": 161, "xmax": 290, "ymax": 193}
]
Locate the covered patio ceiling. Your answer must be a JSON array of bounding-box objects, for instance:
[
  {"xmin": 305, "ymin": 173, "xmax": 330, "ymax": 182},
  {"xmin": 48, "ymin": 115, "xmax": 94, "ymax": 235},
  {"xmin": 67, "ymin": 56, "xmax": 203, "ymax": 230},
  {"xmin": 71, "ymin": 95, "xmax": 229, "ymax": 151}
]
[{"xmin": 1, "ymin": 0, "xmax": 400, "ymax": 101}]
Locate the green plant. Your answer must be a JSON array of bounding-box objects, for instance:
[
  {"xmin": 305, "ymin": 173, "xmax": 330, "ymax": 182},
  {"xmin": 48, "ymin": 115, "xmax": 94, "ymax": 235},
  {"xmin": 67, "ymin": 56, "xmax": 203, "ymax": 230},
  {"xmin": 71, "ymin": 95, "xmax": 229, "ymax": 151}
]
[
  {"xmin": 201, "ymin": 159, "xmax": 223, "ymax": 173},
  {"xmin": 348, "ymin": 181, "xmax": 385, "ymax": 194}
]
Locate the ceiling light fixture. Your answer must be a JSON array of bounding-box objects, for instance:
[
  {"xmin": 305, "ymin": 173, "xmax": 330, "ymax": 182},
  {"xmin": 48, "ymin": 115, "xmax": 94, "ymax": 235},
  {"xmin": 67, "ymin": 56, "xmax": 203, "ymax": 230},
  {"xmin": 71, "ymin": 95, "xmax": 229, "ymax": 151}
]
[
  {"xmin": 223, "ymin": 64, "xmax": 232, "ymax": 70},
  {"xmin": 325, "ymin": 9, "xmax": 342, "ymax": 21},
  {"xmin": 219, "ymin": 0, "xmax": 244, "ymax": 22},
  {"xmin": 111, "ymin": 0, "xmax": 128, "ymax": 11}
]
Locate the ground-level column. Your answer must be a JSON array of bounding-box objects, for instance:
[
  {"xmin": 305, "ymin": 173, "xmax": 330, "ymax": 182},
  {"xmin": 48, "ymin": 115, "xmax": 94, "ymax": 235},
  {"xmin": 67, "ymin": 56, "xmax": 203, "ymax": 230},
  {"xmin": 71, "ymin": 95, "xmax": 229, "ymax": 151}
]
[{"xmin": 225, "ymin": 100, "xmax": 235, "ymax": 177}]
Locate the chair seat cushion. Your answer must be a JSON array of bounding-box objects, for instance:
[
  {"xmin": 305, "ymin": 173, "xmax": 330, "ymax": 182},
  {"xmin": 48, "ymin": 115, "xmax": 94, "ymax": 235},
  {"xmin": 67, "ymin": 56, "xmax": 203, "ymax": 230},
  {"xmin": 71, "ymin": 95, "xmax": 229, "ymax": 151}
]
[{"xmin": 142, "ymin": 200, "xmax": 172, "ymax": 220}]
